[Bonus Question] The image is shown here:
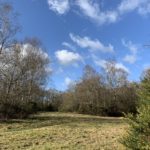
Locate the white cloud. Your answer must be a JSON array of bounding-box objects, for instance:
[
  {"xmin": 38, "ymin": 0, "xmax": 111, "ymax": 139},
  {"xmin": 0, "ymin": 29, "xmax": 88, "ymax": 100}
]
[
  {"xmin": 76, "ymin": 0, "xmax": 118, "ymax": 25},
  {"xmin": 70, "ymin": 33, "xmax": 114, "ymax": 53},
  {"xmin": 123, "ymin": 55, "xmax": 137, "ymax": 64},
  {"xmin": 47, "ymin": 0, "xmax": 70, "ymax": 14},
  {"xmin": 55, "ymin": 49, "xmax": 83, "ymax": 65},
  {"xmin": 64, "ymin": 77, "xmax": 75, "ymax": 87},
  {"xmin": 122, "ymin": 39, "xmax": 138, "ymax": 64},
  {"xmin": 118, "ymin": 0, "xmax": 144, "ymax": 14},
  {"xmin": 94, "ymin": 58, "xmax": 129, "ymax": 73},
  {"xmin": 122, "ymin": 39, "xmax": 138, "ymax": 54},
  {"xmin": 94, "ymin": 59, "xmax": 107, "ymax": 69},
  {"xmin": 47, "ymin": 0, "xmax": 150, "ymax": 25},
  {"xmin": 77, "ymin": 0, "xmax": 150, "ymax": 25},
  {"xmin": 21, "ymin": 44, "xmax": 49, "ymax": 59},
  {"xmin": 21, "ymin": 44, "xmax": 28, "ymax": 57},
  {"xmin": 118, "ymin": 0, "xmax": 150, "ymax": 16},
  {"xmin": 115, "ymin": 63, "xmax": 129, "ymax": 73}
]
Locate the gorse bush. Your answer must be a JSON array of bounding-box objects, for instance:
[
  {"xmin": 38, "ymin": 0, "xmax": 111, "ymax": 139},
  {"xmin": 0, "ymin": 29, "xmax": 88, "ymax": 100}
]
[{"xmin": 122, "ymin": 69, "xmax": 150, "ymax": 149}]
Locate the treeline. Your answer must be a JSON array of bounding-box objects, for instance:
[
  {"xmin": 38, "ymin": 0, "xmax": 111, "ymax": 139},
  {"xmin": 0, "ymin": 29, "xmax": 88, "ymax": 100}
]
[
  {"xmin": 0, "ymin": 1, "xmax": 139, "ymax": 118},
  {"xmin": 0, "ymin": 0, "xmax": 144, "ymax": 119},
  {"xmin": 46, "ymin": 63, "xmax": 138, "ymax": 116}
]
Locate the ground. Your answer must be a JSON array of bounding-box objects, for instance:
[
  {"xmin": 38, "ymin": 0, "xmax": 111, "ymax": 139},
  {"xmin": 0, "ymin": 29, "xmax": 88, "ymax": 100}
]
[{"xmin": 0, "ymin": 112, "xmax": 127, "ymax": 150}]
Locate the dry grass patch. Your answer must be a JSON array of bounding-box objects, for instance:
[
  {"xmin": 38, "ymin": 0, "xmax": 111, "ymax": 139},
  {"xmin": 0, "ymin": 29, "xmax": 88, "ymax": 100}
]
[{"xmin": 0, "ymin": 112, "xmax": 127, "ymax": 150}]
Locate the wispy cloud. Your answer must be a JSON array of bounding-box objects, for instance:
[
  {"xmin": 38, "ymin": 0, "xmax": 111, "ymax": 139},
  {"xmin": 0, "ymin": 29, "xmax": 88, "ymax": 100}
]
[
  {"xmin": 118, "ymin": 0, "xmax": 144, "ymax": 14},
  {"xmin": 76, "ymin": 0, "xmax": 118, "ymax": 25},
  {"xmin": 62, "ymin": 42, "xmax": 76, "ymax": 51},
  {"xmin": 76, "ymin": 0, "xmax": 150, "ymax": 25},
  {"xmin": 47, "ymin": 0, "xmax": 150, "ymax": 25},
  {"xmin": 123, "ymin": 55, "xmax": 137, "ymax": 64},
  {"xmin": 122, "ymin": 39, "xmax": 138, "ymax": 64},
  {"xmin": 70, "ymin": 33, "xmax": 114, "ymax": 53},
  {"xmin": 138, "ymin": 2, "xmax": 150, "ymax": 15},
  {"xmin": 118, "ymin": 0, "xmax": 150, "ymax": 16},
  {"xmin": 115, "ymin": 63, "xmax": 129, "ymax": 73},
  {"xmin": 94, "ymin": 59, "xmax": 108, "ymax": 69},
  {"xmin": 94, "ymin": 58, "xmax": 129, "ymax": 73},
  {"xmin": 47, "ymin": 0, "xmax": 70, "ymax": 14},
  {"xmin": 55, "ymin": 49, "xmax": 83, "ymax": 65}
]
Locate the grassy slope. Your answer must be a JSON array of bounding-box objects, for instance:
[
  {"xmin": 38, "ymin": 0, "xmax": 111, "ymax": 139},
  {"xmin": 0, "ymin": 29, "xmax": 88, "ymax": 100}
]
[{"xmin": 0, "ymin": 112, "xmax": 127, "ymax": 150}]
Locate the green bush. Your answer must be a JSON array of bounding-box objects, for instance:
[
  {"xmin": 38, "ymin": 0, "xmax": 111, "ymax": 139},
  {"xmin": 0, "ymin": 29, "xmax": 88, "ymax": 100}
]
[{"xmin": 122, "ymin": 69, "xmax": 150, "ymax": 150}]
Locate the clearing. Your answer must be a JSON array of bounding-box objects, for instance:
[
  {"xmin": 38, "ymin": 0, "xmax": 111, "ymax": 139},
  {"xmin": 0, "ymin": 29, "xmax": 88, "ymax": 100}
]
[{"xmin": 0, "ymin": 112, "xmax": 127, "ymax": 150}]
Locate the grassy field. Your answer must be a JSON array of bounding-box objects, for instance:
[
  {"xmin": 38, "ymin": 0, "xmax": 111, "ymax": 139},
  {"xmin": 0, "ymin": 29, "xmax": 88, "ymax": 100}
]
[{"xmin": 0, "ymin": 112, "xmax": 127, "ymax": 150}]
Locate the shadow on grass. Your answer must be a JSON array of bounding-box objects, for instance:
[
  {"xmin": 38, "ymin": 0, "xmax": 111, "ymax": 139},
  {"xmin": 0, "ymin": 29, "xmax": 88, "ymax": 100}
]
[{"xmin": 0, "ymin": 113, "xmax": 125, "ymax": 132}]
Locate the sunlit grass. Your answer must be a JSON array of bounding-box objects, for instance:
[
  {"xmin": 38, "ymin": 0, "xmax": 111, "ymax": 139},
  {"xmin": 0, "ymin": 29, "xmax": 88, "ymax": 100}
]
[{"xmin": 0, "ymin": 112, "xmax": 127, "ymax": 150}]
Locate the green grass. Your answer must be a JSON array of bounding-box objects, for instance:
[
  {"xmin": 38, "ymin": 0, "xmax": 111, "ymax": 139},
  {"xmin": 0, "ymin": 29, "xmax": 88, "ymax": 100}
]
[{"xmin": 0, "ymin": 112, "xmax": 127, "ymax": 150}]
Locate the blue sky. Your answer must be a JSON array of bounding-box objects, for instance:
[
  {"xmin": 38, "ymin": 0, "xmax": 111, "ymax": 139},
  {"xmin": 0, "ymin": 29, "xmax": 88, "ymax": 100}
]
[{"xmin": 10, "ymin": 0, "xmax": 150, "ymax": 90}]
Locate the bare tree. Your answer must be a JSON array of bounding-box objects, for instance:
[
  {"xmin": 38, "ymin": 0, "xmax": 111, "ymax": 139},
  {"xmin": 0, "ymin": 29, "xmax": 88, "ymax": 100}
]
[
  {"xmin": 60, "ymin": 63, "xmax": 138, "ymax": 116},
  {"xmin": 0, "ymin": 0, "xmax": 19, "ymax": 54},
  {"xmin": 73, "ymin": 65, "xmax": 103, "ymax": 114},
  {"xmin": 103, "ymin": 60, "xmax": 128, "ymax": 88},
  {"xmin": 0, "ymin": 39, "xmax": 50, "ymax": 118}
]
